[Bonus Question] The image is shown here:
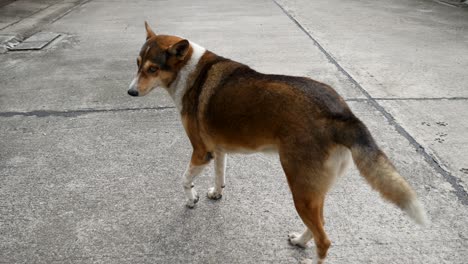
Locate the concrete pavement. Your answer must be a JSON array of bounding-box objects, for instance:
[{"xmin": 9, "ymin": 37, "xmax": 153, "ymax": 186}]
[
  {"xmin": 0, "ymin": 0, "xmax": 88, "ymax": 53},
  {"xmin": 276, "ymin": 0, "xmax": 468, "ymax": 197},
  {"xmin": 1, "ymin": 0, "xmax": 467, "ymax": 263}
]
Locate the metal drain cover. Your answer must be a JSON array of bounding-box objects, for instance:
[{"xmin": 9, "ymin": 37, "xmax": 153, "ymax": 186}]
[{"xmin": 9, "ymin": 32, "xmax": 61, "ymax": 51}]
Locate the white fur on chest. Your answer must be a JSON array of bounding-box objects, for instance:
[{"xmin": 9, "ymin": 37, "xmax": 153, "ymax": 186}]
[{"xmin": 167, "ymin": 41, "xmax": 206, "ymax": 111}]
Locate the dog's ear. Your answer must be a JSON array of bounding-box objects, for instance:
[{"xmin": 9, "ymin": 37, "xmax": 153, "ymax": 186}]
[
  {"xmin": 168, "ymin": 39, "xmax": 190, "ymax": 60},
  {"xmin": 145, "ymin": 21, "xmax": 156, "ymax": 40}
]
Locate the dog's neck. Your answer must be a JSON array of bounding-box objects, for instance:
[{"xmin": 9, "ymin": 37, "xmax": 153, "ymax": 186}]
[{"xmin": 166, "ymin": 41, "xmax": 206, "ymax": 111}]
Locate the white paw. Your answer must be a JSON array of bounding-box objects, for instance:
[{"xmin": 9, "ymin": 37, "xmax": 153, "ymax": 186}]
[
  {"xmin": 299, "ymin": 258, "xmax": 314, "ymax": 264},
  {"xmin": 207, "ymin": 187, "xmax": 222, "ymax": 200},
  {"xmin": 288, "ymin": 232, "xmax": 309, "ymax": 248},
  {"xmin": 185, "ymin": 190, "xmax": 199, "ymax": 208}
]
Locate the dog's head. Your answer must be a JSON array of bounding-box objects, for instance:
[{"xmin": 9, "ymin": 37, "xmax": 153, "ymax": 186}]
[{"xmin": 128, "ymin": 22, "xmax": 192, "ymax": 97}]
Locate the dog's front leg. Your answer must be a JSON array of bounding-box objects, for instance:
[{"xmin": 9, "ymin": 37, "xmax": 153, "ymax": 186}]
[
  {"xmin": 183, "ymin": 163, "xmax": 205, "ymax": 208},
  {"xmin": 183, "ymin": 151, "xmax": 210, "ymax": 208},
  {"xmin": 207, "ymin": 151, "xmax": 226, "ymax": 200}
]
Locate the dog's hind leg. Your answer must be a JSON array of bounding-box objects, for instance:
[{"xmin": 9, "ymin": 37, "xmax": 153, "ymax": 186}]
[
  {"xmin": 293, "ymin": 195, "xmax": 330, "ymax": 264},
  {"xmin": 207, "ymin": 150, "xmax": 226, "ymax": 200},
  {"xmin": 288, "ymin": 195, "xmax": 326, "ymax": 248},
  {"xmin": 280, "ymin": 148, "xmax": 333, "ymax": 264}
]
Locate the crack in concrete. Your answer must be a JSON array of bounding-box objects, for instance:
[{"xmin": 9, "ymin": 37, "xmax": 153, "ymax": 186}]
[
  {"xmin": 50, "ymin": 0, "xmax": 93, "ymax": 24},
  {"xmin": 346, "ymin": 97, "xmax": 468, "ymax": 102},
  {"xmin": 0, "ymin": 2, "xmax": 56, "ymax": 31},
  {"xmin": 273, "ymin": 0, "xmax": 468, "ymax": 205},
  {"xmin": 0, "ymin": 106, "xmax": 175, "ymax": 118},
  {"xmin": 374, "ymin": 97, "xmax": 468, "ymax": 101},
  {"xmin": 1, "ymin": 97, "xmax": 460, "ymax": 117}
]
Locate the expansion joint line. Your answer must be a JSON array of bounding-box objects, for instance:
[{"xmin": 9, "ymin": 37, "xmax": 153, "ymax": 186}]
[{"xmin": 0, "ymin": 106, "xmax": 175, "ymax": 118}]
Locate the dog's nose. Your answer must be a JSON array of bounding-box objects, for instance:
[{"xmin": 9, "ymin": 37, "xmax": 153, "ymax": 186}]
[{"xmin": 127, "ymin": 89, "xmax": 139, "ymax": 97}]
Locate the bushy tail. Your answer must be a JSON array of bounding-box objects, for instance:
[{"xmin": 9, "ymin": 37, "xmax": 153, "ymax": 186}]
[{"xmin": 338, "ymin": 120, "xmax": 428, "ymax": 225}]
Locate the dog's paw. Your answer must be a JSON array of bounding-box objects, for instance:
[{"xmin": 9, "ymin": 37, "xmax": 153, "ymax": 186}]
[
  {"xmin": 186, "ymin": 191, "xmax": 200, "ymax": 209},
  {"xmin": 288, "ymin": 232, "xmax": 309, "ymax": 248},
  {"xmin": 299, "ymin": 258, "xmax": 314, "ymax": 264},
  {"xmin": 207, "ymin": 187, "xmax": 222, "ymax": 200}
]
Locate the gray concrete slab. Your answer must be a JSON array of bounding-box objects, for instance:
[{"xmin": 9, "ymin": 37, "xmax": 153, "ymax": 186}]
[
  {"xmin": 9, "ymin": 32, "xmax": 60, "ymax": 50},
  {"xmin": 1, "ymin": 0, "xmax": 468, "ymax": 263},
  {"xmin": 0, "ymin": 20, "xmax": 20, "ymax": 30},
  {"xmin": 276, "ymin": 0, "xmax": 468, "ymax": 98},
  {"xmin": 379, "ymin": 99, "xmax": 468, "ymax": 191},
  {"xmin": 0, "ymin": 0, "xmax": 364, "ymax": 113},
  {"xmin": 0, "ymin": 0, "xmax": 17, "ymax": 9},
  {"xmin": 0, "ymin": 0, "xmax": 86, "ymax": 42},
  {"xmin": 0, "ymin": 0, "xmax": 50, "ymax": 20},
  {"xmin": 1, "ymin": 103, "xmax": 467, "ymax": 263},
  {"xmin": 23, "ymin": 31, "xmax": 61, "ymax": 42},
  {"xmin": 0, "ymin": 34, "xmax": 15, "ymax": 43},
  {"xmin": 276, "ymin": 0, "xmax": 468, "ymax": 202},
  {"xmin": 0, "ymin": 0, "xmax": 65, "ymax": 30}
]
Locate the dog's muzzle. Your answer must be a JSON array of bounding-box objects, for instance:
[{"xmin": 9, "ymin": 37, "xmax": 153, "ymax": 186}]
[{"xmin": 128, "ymin": 78, "xmax": 139, "ymax": 96}]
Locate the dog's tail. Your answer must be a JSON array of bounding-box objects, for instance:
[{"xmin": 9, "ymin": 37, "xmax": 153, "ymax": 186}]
[{"xmin": 337, "ymin": 119, "xmax": 428, "ymax": 225}]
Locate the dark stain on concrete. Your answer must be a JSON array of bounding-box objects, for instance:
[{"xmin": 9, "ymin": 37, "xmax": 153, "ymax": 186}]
[{"xmin": 0, "ymin": 106, "xmax": 175, "ymax": 118}]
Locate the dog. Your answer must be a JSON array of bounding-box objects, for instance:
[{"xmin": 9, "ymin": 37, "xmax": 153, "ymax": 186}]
[{"xmin": 127, "ymin": 22, "xmax": 427, "ymax": 264}]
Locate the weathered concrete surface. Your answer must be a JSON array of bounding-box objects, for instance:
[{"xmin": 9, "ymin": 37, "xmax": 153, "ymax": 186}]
[
  {"xmin": 0, "ymin": 0, "xmax": 363, "ymax": 113},
  {"xmin": 1, "ymin": 0, "xmax": 468, "ymax": 263},
  {"xmin": 1, "ymin": 104, "xmax": 467, "ymax": 263},
  {"xmin": 0, "ymin": 0, "xmax": 88, "ymax": 53},
  {"xmin": 379, "ymin": 99, "xmax": 468, "ymax": 191},
  {"xmin": 0, "ymin": 0, "xmax": 86, "ymax": 35},
  {"xmin": 276, "ymin": 0, "xmax": 468, "ymax": 195},
  {"xmin": 276, "ymin": 0, "xmax": 468, "ymax": 98},
  {"xmin": 0, "ymin": 0, "xmax": 55, "ymax": 30},
  {"xmin": 272, "ymin": 0, "xmax": 468, "ymax": 261}
]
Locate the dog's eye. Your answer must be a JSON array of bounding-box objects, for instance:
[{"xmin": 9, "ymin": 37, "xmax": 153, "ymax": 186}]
[{"xmin": 148, "ymin": 66, "xmax": 158, "ymax": 73}]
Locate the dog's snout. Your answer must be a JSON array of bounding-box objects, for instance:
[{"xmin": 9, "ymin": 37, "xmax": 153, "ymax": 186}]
[{"xmin": 128, "ymin": 89, "xmax": 139, "ymax": 97}]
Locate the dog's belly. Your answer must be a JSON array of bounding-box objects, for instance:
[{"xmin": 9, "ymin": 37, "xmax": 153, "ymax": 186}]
[{"xmin": 218, "ymin": 144, "xmax": 278, "ymax": 155}]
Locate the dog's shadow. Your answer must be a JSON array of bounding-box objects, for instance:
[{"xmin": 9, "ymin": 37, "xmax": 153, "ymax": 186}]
[{"xmin": 153, "ymin": 194, "xmax": 310, "ymax": 263}]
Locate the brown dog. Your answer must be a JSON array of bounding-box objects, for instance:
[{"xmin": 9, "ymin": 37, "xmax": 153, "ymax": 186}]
[{"xmin": 128, "ymin": 22, "xmax": 427, "ymax": 264}]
